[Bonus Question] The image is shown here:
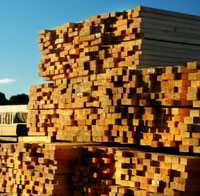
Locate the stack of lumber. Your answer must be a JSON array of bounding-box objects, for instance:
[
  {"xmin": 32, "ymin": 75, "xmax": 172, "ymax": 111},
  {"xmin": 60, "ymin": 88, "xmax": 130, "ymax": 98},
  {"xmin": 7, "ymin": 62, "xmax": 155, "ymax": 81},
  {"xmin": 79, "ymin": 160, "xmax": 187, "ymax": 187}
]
[
  {"xmin": 27, "ymin": 6, "xmax": 200, "ymax": 153},
  {"xmin": 38, "ymin": 6, "xmax": 200, "ymax": 81},
  {"xmin": 28, "ymin": 75, "xmax": 140, "ymax": 143},
  {"xmin": 1, "ymin": 144, "xmax": 200, "ymax": 196},
  {"xmin": 28, "ymin": 61, "xmax": 200, "ymax": 110},
  {"xmin": 0, "ymin": 143, "xmax": 81, "ymax": 196},
  {"xmin": 72, "ymin": 146, "xmax": 115, "ymax": 196},
  {"xmin": 17, "ymin": 143, "xmax": 81, "ymax": 196},
  {"xmin": 2, "ymin": 6, "xmax": 200, "ymax": 196},
  {"xmin": 73, "ymin": 146, "xmax": 200, "ymax": 196},
  {"xmin": 27, "ymin": 6, "xmax": 200, "ymax": 152},
  {"xmin": 114, "ymin": 148, "xmax": 200, "ymax": 196},
  {"xmin": 134, "ymin": 62, "xmax": 200, "ymax": 108},
  {"xmin": 0, "ymin": 144, "xmax": 18, "ymax": 195},
  {"xmin": 28, "ymin": 61, "xmax": 200, "ymax": 153}
]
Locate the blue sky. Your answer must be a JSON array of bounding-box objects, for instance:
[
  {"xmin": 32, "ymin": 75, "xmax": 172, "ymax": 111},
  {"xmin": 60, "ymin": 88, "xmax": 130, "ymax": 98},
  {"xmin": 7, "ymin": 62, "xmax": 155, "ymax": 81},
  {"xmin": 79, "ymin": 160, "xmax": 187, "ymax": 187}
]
[{"xmin": 0, "ymin": 0, "xmax": 199, "ymax": 98}]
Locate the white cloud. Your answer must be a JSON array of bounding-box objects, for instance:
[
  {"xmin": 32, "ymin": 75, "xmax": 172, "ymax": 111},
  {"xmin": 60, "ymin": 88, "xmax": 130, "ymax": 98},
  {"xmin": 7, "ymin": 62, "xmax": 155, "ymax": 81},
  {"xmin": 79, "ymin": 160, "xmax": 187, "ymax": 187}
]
[{"xmin": 0, "ymin": 78, "xmax": 16, "ymax": 84}]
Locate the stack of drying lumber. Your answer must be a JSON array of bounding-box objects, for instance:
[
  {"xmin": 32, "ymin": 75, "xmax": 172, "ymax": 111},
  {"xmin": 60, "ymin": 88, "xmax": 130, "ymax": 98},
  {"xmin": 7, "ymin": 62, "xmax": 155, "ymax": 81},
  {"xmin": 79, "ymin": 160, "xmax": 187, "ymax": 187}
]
[
  {"xmin": 28, "ymin": 61, "xmax": 200, "ymax": 110},
  {"xmin": 73, "ymin": 146, "xmax": 200, "ymax": 196},
  {"xmin": 27, "ymin": 69, "xmax": 140, "ymax": 143},
  {"xmin": 72, "ymin": 146, "xmax": 115, "ymax": 196},
  {"xmin": 38, "ymin": 6, "xmax": 200, "ymax": 81},
  {"xmin": 1, "ymin": 144, "xmax": 200, "ymax": 196},
  {"xmin": 27, "ymin": 6, "xmax": 200, "ymax": 153},
  {"xmin": 0, "ymin": 143, "xmax": 81, "ymax": 196},
  {"xmin": 0, "ymin": 144, "xmax": 18, "ymax": 195},
  {"xmin": 17, "ymin": 143, "xmax": 81, "ymax": 196},
  {"xmin": 28, "ymin": 61, "xmax": 200, "ymax": 153},
  {"xmin": 114, "ymin": 148, "xmax": 200, "ymax": 196},
  {"xmin": 2, "ymin": 5, "xmax": 200, "ymax": 196}
]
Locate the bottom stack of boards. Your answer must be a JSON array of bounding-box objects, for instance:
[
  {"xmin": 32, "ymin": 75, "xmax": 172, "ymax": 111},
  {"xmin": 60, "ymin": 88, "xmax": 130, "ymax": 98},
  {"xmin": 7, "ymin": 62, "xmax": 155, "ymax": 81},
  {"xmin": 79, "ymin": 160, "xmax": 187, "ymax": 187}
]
[{"xmin": 0, "ymin": 143, "xmax": 200, "ymax": 196}]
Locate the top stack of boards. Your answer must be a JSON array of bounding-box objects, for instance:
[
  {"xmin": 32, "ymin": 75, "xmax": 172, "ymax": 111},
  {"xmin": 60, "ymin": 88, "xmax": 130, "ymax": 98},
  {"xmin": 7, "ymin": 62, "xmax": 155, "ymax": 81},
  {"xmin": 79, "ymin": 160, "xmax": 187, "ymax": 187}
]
[{"xmin": 38, "ymin": 6, "xmax": 200, "ymax": 81}]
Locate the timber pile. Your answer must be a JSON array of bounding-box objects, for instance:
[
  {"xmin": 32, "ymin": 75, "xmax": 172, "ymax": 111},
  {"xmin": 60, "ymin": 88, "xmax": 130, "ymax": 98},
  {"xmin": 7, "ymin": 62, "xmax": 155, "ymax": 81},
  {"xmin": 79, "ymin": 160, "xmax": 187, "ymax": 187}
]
[
  {"xmin": 1, "ymin": 144, "xmax": 200, "ymax": 195},
  {"xmin": 26, "ymin": 6, "xmax": 200, "ymax": 153},
  {"xmin": 73, "ymin": 147, "xmax": 200, "ymax": 196},
  {"xmin": 114, "ymin": 148, "xmax": 200, "ymax": 196},
  {"xmin": 38, "ymin": 6, "xmax": 200, "ymax": 81},
  {"xmin": 28, "ymin": 61, "xmax": 200, "ymax": 153},
  {"xmin": 0, "ymin": 143, "xmax": 81, "ymax": 196},
  {"xmin": 17, "ymin": 143, "xmax": 81, "ymax": 196},
  {"xmin": 2, "ymin": 5, "xmax": 200, "ymax": 196},
  {"xmin": 0, "ymin": 144, "xmax": 18, "ymax": 195},
  {"xmin": 72, "ymin": 147, "xmax": 115, "ymax": 196},
  {"xmin": 27, "ymin": 6, "xmax": 200, "ymax": 153}
]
